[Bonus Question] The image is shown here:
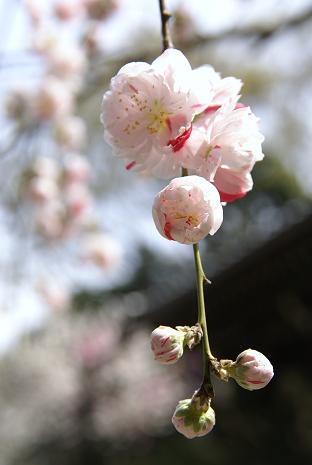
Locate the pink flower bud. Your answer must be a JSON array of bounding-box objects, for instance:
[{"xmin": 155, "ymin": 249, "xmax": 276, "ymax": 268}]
[
  {"xmin": 172, "ymin": 398, "xmax": 215, "ymax": 438},
  {"xmin": 152, "ymin": 175, "xmax": 223, "ymax": 245},
  {"xmin": 230, "ymin": 348, "xmax": 274, "ymax": 391},
  {"xmin": 150, "ymin": 325, "xmax": 185, "ymax": 365}
]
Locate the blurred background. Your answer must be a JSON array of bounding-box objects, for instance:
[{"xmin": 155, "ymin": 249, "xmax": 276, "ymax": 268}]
[{"xmin": 0, "ymin": 0, "xmax": 311, "ymax": 464}]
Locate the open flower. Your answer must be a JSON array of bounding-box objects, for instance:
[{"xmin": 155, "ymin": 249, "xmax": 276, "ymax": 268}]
[
  {"xmin": 180, "ymin": 103, "xmax": 264, "ymax": 202},
  {"xmin": 172, "ymin": 397, "xmax": 215, "ymax": 439},
  {"xmin": 151, "ymin": 325, "xmax": 185, "ymax": 365},
  {"xmin": 101, "ymin": 48, "xmax": 212, "ymax": 178},
  {"xmin": 152, "ymin": 175, "xmax": 223, "ymax": 244},
  {"xmin": 229, "ymin": 348, "xmax": 274, "ymax": 390}
]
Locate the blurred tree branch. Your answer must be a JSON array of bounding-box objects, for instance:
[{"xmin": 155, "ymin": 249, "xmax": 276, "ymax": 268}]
[{"xmin": 79, "ymin": 4, "xmax": 312, "ymax": 102}]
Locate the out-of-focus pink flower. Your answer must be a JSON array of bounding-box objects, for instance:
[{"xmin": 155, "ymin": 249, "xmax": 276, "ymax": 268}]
[
  {"xmin": 36, "ymin": 279, "xmax": 71, "ymax": 312},
  {"xmin": 229, "ymin": 348, "xmax": 274, "ymax": 391},
  {"xmin": 83, "ymin": 0, "xmax": 118, "ymax": 20},
  {"xmin": 80, "ymin": 233, "xmax": 122, "ymax": 269},
  {"xmin": 152, "ymin": 175, "xmax": 223, "ymax": 245},
  {"xmin": 64, "ymin": 183, "xmax": 92, "ymax": 218},
  {"xmin": 151, "ymin": 325, "xmax": 185, "ymax": 365},
  {"xmin": 24, "ymin": 0, "xmax": 43, "ymax": 27},
  {"xmin": 172, "ymin": 397, "xmax": 215, "ymax": 438},
  {"xmin": 101, "ymin": 48, "xmax": 212, "ymax": 178},
  {"xmin": 54, "ymin": 0, "xmax": 82, "ymax": 20},
  {"xmin": 29, "ymin": 177, "xmax": 59, "ymax": 202},
  {"xmin": 63, "ymin": 154, "xmax": 90, "ymax": 183},
  {"xmin": 48, "ymin": 45, "xmax": 87, "ymax": 81},
  {"xmin": 32, "ymin": 27, "xmax": 59, "ymax": 55},
  {"xmin": 32, "ymin": 157, "xmax": 60, "ymax": 180},
  {"xmin": 54, "ymin": 117, "xmax": 87, "ymax": 151},
  {"xmin": 34, "ymin": 77, "xmax": 74, "ymax": 121},
  {"xmin": 76, "ymin": 327, "xmax": 120, "ymax": 367},
  {"xmin": 35, "ymin": 201, "xmax": 66, "ymax": 239}
]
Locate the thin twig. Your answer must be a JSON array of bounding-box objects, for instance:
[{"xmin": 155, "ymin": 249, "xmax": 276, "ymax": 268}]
[{"xmin": 158, "ymin": 0, "xmax": 173, "ymax": 51}]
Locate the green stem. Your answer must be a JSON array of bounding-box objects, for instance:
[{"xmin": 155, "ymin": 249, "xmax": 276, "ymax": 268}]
[{"xmin": 193, "ymin": 243, "xmax": 215, "ymax": 397}]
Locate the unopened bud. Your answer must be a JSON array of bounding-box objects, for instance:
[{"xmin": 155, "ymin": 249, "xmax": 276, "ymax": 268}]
[
  {"xmin": 150, "ymin": 325, "xmax": 185, "ymax": 365},
  {"xmin": 172, "ymin": 396, "xmax": 215, "ymax": 439},
  {"xmin": 228, "ymin": 348, "xmax": 274, "ymax": 391}
]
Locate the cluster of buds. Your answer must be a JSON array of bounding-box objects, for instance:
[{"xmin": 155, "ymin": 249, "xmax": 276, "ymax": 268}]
[{"xmin": 151, "ymin": 325, "xmax": 274, "ymax": 437}]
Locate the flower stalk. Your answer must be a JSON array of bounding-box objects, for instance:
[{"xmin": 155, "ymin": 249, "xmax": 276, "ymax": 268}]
[{"xmin": 193, "ymin": 243, "xmax": 215, "ymax": 398}]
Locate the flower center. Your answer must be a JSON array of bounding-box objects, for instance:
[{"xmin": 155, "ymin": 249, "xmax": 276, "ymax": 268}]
[
  {"xmin": 146, "ymin": 99, "xmax": 170, "ymax": 135},
  {"xmin": 175, "ymin": 212, "xmax": 199, "ymax": 226}
]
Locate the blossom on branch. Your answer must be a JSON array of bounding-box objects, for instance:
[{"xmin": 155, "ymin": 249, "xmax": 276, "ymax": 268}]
[
  {"xmin": 180, "ymin": 102, "xmax": 264, "ymax": 202},
  {"xmin": 152, "ymin": 175, "xmax": 223, "ymax": 244},
  {"xmin": 101, "ymin": 49, "xmax": 212, "ymax": 178}
]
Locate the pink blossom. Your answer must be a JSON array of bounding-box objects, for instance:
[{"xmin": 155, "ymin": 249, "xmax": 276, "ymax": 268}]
[
  {"xmin": 32, "ymin": 27, "xmax": 59, "ymax": 55},
  {"xmin": 192, "ymin": 65, "xmax": 242, "ymax": 111},
  {"xmin": 54, "ymin": 117, "xmax": 87, "ymax": 151},
  {"xmin": 81, "ymin": 233, "xmax": 122, "ymax": 269},
  {"xmin": 35, "ymin": 201, "xmax": 66, "ymax": 239},
  {"xmin": 152, "ymin": 175, "xmax": 223, "ymax": 245},
  {"xmin": 54, "ymin": 0, "xmax": 82, "ymax": 20},
  {"xmin": 32, "ymin": 157, "xmax": 60, "ymax": 180},
  {"xmin": 101, "ymin": 49, "xmax": 212, "ymax": 178},
  {"xmin": 33, "ymin": 77, "xmax": 74, "ymax": 121},
  {"xmin": 151, "ymin": 325, "xmax": 185, "ymax": 365},
  {"xmin": 64, "ymin": 183, "xmax": 92, "ymax": 218},
  {"xmin": 179, "ymin": 103, "xmax": 264, "ymax": 201},
  {"xmin": 29, "ymin": 177, "xmax": 59, "ymax": 203},
  {"xmin": 230, "ymin": 348, "xmax": 274, "ymax": 391},
  {"xmin": 48, "ymin": 45, "xmax": 87, "ymax": 82},
  {"xmin": 63, "ymin": 154, "xmax": 90, "ymax": 183}
]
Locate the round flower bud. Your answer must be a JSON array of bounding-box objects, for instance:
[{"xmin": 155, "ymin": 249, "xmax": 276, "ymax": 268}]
[
  {"xmin": 229, "ymin": 348, "xmax": 274, "ymax": 391},
  {"xmin": 150, "ymin": 325, "xmax": 185, "ymax": 365},
  {"xmin": 172, "ymin": 398, "xmax": 215, "ymax": 439},
  {"xmin": 152, "ymin": 175, "xmax": 223, "ymax": 245}
]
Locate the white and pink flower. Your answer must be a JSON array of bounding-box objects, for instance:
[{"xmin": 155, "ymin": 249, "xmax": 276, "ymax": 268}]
[
  {"xmin": 180, "ymin": 103, "xmax": 264, "ymax": 201},
  {"xmin": 151, "ymin": 325, "xmax": 185, "ymax": 365},
  {"xmin": 229, "ymin": 348, "xmax": 274, "ymax": 391},
  {"xmin": 101, "ymin": 49, "xmax": 213, "ymax": 178},
  {"xmin": 152, "ymin": 175, "xmax": 223, "ymax": 245}
]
